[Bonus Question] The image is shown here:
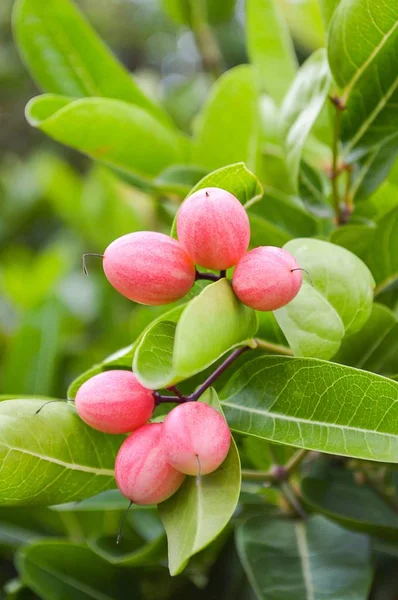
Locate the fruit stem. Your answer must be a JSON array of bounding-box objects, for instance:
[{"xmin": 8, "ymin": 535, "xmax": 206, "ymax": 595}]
[
  {"xmin": 189, "ymin": 346, "xmax": 251, "ymax": 401},
  {"xmin": 195, "ymin": 270, "xmax": 224, "ymax": 282},
  {"xmin": 82, "ymin": 253, "xmax": 104, "ymax": 276},
  {"xmin": 252, "ymin": 338, "xmax": 293, "ymax": 356}
]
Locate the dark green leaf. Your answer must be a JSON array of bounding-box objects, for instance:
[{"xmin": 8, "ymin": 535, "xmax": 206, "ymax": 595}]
[
  {"xmin": 26, "ymin": 95, "xmax": 187, "ymax": 180},
  {"xmin": 16, "ymin": 540, "xmax": 141, "ymax": 600},
  {"xmin": 246, "ymin": 0, "xmax": 297, "ymax": 103},
  {"xmin": 88, "ymin": 533, "xmax": 166, "ymax": 567},
  {"xmin": 302, "ymin": 458, "xmax": 398, "ymax": 540},
  {"xmin": 328, "ymin": 0, "xmax": 398, "ymax": 159},
  {"xmin": 0, "ymin": 399, "xmax": 122, "ymax": 505},
  {"xmin": 220, "ymin": 355, "xmax": 398, "ymax": 462},
  {"xmin": 159, "ymin": 389, "xmax": 241, "ymax": 575},
  {"xmin": 13, "ymin": 0, "xmax": 170, "ymax": 125},
  {"xmin": 236, "ymin": 515, "xmax": 371, "ymax": 599}
]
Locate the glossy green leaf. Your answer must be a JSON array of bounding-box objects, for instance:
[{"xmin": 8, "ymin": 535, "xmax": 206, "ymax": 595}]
[
  {"xmin": 193, "ymin": 66, "xmax": 260, "ymax": 172},
  {"xmin": 281, "ymin": 49, "xmax": 332, "ymax": 188},
  {"xmin": 0, "ymin": 399, "xmax": 122, "ymax": 506},
  {"xmin": 334, "ymin": 303, "xmax": 398, "ymax": 376},
  {"xmin": 318, "ymin": 0, "xmax": 341, "ymax": 28},
  {"xmin": 26, "ymin": 95, "xmax": 186, "ymax": 180},
  {"xmin": 16, "ymin": 540, "xmax": 140, "ymax": 600},
  {"xmin": 274, "ymin": 238, "xmax": 374, "ymax": 359},
  {"xmin": 133, "ymin": 279, "xmax": 258, "ymax": 389},
  {"xmin": 236, "ymin": 515, "xmax": 371, "ymax": 599},
  {"xmin": 277, "ymin": 0, "xmax": 325, "ymax": 50},
  {"xmin": 302, "ymin": 459, "xmax": 398, "ymax": 539},
  {"xmin": 328, "ymin": 0, "xmax": 398, "ymax": 159},
  {"xmin": 220, "ymin": 355, "xmax": 398, "ymax": 462},
  {"xmin": 332, "ymin": 206, "xmax": 398, "ymax": 296},
  {"xmin": 350, "ymin": 142, "xmax": 398, "ymax": 202},
  {"xmin": 246, "ymin": 0, "xmax": 297, "ymax": 103},
  {"xmin": 159, "ymin": 389, "xmax": 241, "ymax": 575},
  {"xmin": 13, "ymin": 0, "xmax": 170, "ymax": 125},
  {"xmin": 189, "ymin": 162, "xmax": 263, "ymax": 206},
  {"xmin": 88, "ymin": 533, "xmax": 166, "ymax": 567},
  {"xmin": 353, "ymin": 180, "xmax": 398, "ymax": 223}
]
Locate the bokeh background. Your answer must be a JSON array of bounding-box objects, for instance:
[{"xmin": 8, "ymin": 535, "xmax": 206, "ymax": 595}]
[{"xmin": 0, "ymin": 0, "xmax": 323, "ymax": 399}]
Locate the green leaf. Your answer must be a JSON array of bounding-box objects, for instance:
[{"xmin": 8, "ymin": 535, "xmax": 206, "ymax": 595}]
[
  {"xmin": 133, "ymin": 279, "xmax": 258, "ymax": 389},
  {"xmin": 328, "ymin": 0, "xmax": 398, "ymax": 159},
  {"xmin": 274, "ymin": 238, "xmax": 375, "ymax": 359},
  {"xmin": 155, "ymin": 165, "xmax": 209, "ymax": 196},
  {"xmin": 220, "ymin": 355, "xmax": 398, "ymax": 462},
  {"xmin": 188, "ymin": 163, "xmax": 263, "ymax": 206},
  {"xmin": 161, "ymin": 0, "xmax": 237, "ymax": 25},
  {"xmin": 159, "ymin": 389, "xmax": 241, "ymax": 576},
  {"xmin": 302, "ymin": 458, "xmax": 398, "ymax": 540},
  {"xmin": 236, "ymin": 515, "xmax": 371, "ymax": 600},
  {"xmin": 352, "ymin": 181, "xmax": 398, "ymax": 223},
  {"xmin": 277, "ymin": 0, "xmax": 325, "ymax": 50},
  {"xmin": 281, "ymin": 48, "xmax": 332, "ymax": 188},
  {"xmin": 193, "ymin": 66, "xmax": 260, "ymax": 172},
  {"xmin": 26, "ymin": 95, "xmax": 186, "ymax": 180},
  {"xmin": 248, "ymin": 214, "xmax": 291, "ymax": 247},
  {"xmin": 13, "ymin": 0, "xmax": 170, "ymax": 125},
  {"xmin": 16, "ymin": 540, "xmax": 141, "ymax": 600},
  {"xmin": 2, "ymin": 300, "xmax": 63, "ymax": 395},
  {"xmin": 333, "ymin": 303, "xmax": 398, "ymax": 376},
  {"xmin": 331, "ymin": 206, "xmax": 398, "ymax": 296},
  {"xmin": 350, "ymin": 141, "xmax": 398, "ymax": 202},
  {"xmin": 0, "ymin": 399, "xmax": 122, "ymax": 506},
  {"xmin": 246, "ymin": 0, "xmax": 297, "ymax": 103},
  {"xmin": 318, "ymin": 0, "xmax": 341, "ymax": 28},
  {"xmin": 88, "ymin": 533, "xmax": 166, "ymax": 567}
]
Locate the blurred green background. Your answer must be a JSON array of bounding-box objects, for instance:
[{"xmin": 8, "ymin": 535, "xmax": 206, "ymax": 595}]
[{"xmin": 0, "ymin": 0, "xmax": 322, "ymax": 400}]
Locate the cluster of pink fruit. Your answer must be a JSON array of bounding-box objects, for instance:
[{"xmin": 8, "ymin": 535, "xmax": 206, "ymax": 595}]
[
  {"xmin": 76, "ymin": 187, "xmax": 304, "ymax": 506},
  {"xmin": 76, "ymin": 370, "xmax": 230, "ymax": 505}
]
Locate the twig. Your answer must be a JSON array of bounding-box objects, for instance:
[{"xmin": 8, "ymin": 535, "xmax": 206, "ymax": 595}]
[
  {"xmin": 253, "ymin": 338, "xmax": 293, "ymax": 356},
  {"xmin": 329, "ymin": 95, "xmax": 345, "ymax": 224},
  {"xmin": 188, "ymin": 0, "xmax": 224, "ymax": 78},
  {"xmin": 285, "ymin": 449, "xmax": 309, "ymax": 477}
]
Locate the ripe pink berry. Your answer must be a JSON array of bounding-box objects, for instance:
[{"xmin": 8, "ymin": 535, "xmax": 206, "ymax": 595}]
[
  {"xmin": 176, "ymin": 187, "xmax": 250, "ymax": 270},
  {"xmin": 232, "ymin": 246, "xmax": 303, "ymax": 311},
  {"xmin": 75, "ymin": 370, "xmax": 154, "ymax": 434},
  {"xmin": 162, "ymin": 402, "xmax": 231, "ymax": 476},
  {"xmin": 115, "ymin": 423, "xmax": 185, "ymax": 505},
  {"xmin": 103, "ymin": 231, "xmax": 195, "ymax": 305}
]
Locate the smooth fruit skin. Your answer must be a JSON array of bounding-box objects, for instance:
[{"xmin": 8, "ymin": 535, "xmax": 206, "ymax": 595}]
[
  {"xmin": 163, "ymin": 402, "xmax": 231, "ymax": 476},
  {"xmin": 103, "ymin": 231, "xmax": 195, "ymax": 305},
  {"xmin": 115, "ymin": 423, "xmax": 185, "ymax": 505},
  {"xmin": 176, "ymin": 187, "xmax": 250, "ymax": 270},
  {"xmin": 75, "ymin": 370, "xmax": 154, "ymax": 434},
  {"xmin": 232, "ymin": 246, "xmax": 303, "ymax": 311}
]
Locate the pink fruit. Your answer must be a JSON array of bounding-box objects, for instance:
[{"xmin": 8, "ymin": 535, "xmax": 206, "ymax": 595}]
[
  {"xmin": 163, "ymin": 402, "xmax": 231, "ymax": 476},
  {"xmin": 103, "ymin": 232, "xmax": 195, "ymax": 305},
  {"xmin": 176, "ymin": 187, "xmax": 250, "ymax": 270},
  {"xmin": 115, "ymin": 423, "xmax": 185, "ymax": 505},
  {"xmin": 75, "ymin": 370, "xmax": 154, "ymax": 434},
  {"xmin": 232, "ymin": 246, "xmax": 303, "ymax": 311}
]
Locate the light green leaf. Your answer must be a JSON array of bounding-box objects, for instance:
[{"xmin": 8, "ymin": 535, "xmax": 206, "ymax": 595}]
[
  {"xmin": 13, "ymin": 0, "xmax": 170, "ymax": 125},
  {"xmin": 220, "ymin": 355, "xmax": 398, "ymax": 462},
  {"xmin": 159, "ymin": 389, "xmax": 241, "ymax": 576},
  {"xmin": 249, "ymin": 214, "xmax": 292, "ymax": 247},
  {"xmin": 277, "ymin": 0, "xmax": 325, "ymax": 50},
  {"xmin": 246, "ymin": 0, "xmax": 297, "ymax": 103},
  {"xmin": 334, "ymin": 303, "xmax": 398, "ymax": 376},
  {"xmin": 328, "ymin": 0, "xmax": 398, "ymax": 158},
  {"xmin": 331, "ymin": 206, "xmax": 398, "ymax": 296},
  {"xmin": 281, "ymin": 49, "xmax": 332, "ymax": 188},
  {"xmin": 134, "ymin": 279, "xmax": 258, "ymax": 389},
  {"xmin": 274, "ymin": 238, "xmax": 375, "ymax": 359},
  {"xmin": 26, "ymin": 95, "xmax": 186, "ymax": 180},
  {"xmin": 0, "ymin": 399, "xmax": 122, "ymax": 505},
  {"xmin": 193, "ymin": 65, "xmax": 260, "ymax": 172},
  {"xmin": 236, "ymin": 515, "xmax": 371, "ymax": 600},
  {"xmin": 16, "ymin": 540, "xmax": 140, "ymax": 600},
  {"xmin": 189, "ymin": 162, "xmax": 263, "ymax": 206},
  {"xmin": 318, "ymin": 0, "xmax": 341, "ymax": 28},
  {"xmin": 302, "ymin": 458, "xmax": 398, "ymax": 540}
]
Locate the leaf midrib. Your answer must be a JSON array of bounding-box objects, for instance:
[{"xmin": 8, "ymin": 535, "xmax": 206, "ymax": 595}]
[
  {"xmin": 0, "ymin": 444, "xmax": 114, "ymax": 476},
  {"xmin": 294, "ymin": 522, "xmax": 315, "ymax": 600}
]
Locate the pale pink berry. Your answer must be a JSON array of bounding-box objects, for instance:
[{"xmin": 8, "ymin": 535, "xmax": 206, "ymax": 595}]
[
  {"xmin": 103, "ymin": 231, "xmax": 195, "ymax": 305},
  {"xmin": 162, "ymin": 402, "xmax": 231, "ymax": 476},
  {"xmin": 176, "ymin": 187, "xmax": 250, "ymax": 270},
  {"xmin": 115, "ymin": 423, "xmax": 185, "ymax": 505},
  {"xmin": 75, "ymin": 370, "xmax": 154, "ymax": 434},
  {"xmin": 232, "ymin": 246, "xmax": 303, "ymax": 311}
]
